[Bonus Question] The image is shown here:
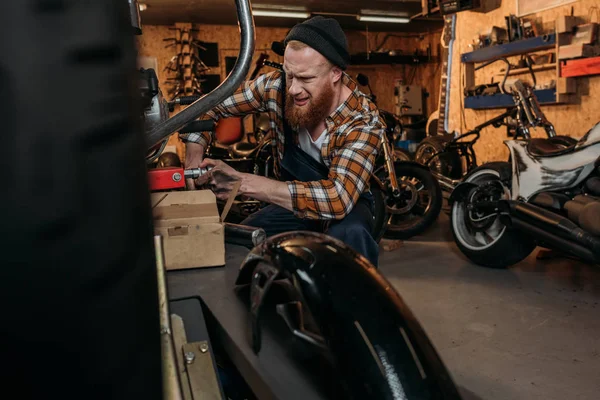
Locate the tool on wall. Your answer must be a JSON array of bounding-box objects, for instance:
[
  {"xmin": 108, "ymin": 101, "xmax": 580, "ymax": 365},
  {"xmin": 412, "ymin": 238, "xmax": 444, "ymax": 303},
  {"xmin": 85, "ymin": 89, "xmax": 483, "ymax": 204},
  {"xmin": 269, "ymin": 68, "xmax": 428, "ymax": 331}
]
[
  {"xmin": 162, "ymin": 25, "xmax": 211, "ymax": 101},
  {"xmin": 426, "ymin": 13, "xmax": 457, "ymax": 137}
]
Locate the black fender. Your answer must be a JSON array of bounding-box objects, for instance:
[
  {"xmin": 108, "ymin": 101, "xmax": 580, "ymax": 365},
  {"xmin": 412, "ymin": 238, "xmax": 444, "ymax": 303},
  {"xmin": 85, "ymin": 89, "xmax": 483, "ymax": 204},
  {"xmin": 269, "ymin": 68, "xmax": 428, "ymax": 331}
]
[
  {"xmin": 235, "ymin": 231, "xmax": 462, "ymax": 400},
  {"xmin": 448, "ymin": 182, "xmax": 478, "ymax": 205}
]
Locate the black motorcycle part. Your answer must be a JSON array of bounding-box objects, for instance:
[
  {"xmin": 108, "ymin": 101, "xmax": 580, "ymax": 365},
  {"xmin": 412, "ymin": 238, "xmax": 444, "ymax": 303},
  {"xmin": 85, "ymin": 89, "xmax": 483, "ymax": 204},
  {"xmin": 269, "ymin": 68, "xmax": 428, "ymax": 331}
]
[
  {"xmin": 415, "ymin": 136, "xmax": 463, "ymax": 179},
  {"xmin": 501, "ymin": 216, "xmax": 598, "ymax": 264},
  {"xmin": 179, "ymin": 119, "xmax": 216, "ymax": 134},
  {"xmin": 530, "ymin": 192, "xmax": 571, "ymax": 212},
  {"xmin": 224, "ymin": 222, "xmax": 267, "ymax": 248},
  {"xmin": 0, "ymin": 0, "xmax": 161, "ymax": 398},
  {"xmin": 139, "ymin": 68, "xmax": 160, "ymax": 108},
  {"xmin": 585, "ymin": 177, "xmax": 600, "ymax": 196},
  {"xmin": 500, "ymin": 200, "xmax": 600, "ymax": 256},
  {"xmin": 578, "ymin": 202, "xmax": 600, "ymax": 236},
  {"xmin": 564, "ymin": 199, "xmax": 586, "ymax": 222},
  {"xmin": 236, "ymin": 232, "xmax": 462, "ymax": 400},
  {"xmin": 377, "ymin": 161, "xmax": 443, "ymax": 240}
]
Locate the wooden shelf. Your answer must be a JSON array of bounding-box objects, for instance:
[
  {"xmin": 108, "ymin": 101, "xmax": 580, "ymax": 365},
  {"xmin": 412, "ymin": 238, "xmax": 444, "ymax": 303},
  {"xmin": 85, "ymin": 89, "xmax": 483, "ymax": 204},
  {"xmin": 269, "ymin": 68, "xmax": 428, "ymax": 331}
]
[{"xmin": 494, "ymin": 63, "xmax": 557, "ymax": 77}]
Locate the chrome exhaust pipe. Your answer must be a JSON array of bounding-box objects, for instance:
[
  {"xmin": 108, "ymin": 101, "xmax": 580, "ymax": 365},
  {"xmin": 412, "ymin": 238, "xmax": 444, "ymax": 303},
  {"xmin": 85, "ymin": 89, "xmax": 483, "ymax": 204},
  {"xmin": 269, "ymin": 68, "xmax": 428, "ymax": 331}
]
[
  {"xmin": 431, "ymin": 171, "xmax": 462, "ymax": 191},
  {"xmin": 499, "ymin": 200, "xmax": 600, "ymax": 263}
]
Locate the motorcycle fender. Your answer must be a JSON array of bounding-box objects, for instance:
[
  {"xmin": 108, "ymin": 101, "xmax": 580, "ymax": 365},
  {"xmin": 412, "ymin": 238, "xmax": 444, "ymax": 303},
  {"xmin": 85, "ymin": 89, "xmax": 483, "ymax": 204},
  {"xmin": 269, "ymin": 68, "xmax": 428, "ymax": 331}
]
[
  {"xmin": 235, "ymin": 231, "xmax": 462, "ymax": 399},
  {"xmin": 448, "ymin": 182, "xmax": 479, "ymax": 205}
]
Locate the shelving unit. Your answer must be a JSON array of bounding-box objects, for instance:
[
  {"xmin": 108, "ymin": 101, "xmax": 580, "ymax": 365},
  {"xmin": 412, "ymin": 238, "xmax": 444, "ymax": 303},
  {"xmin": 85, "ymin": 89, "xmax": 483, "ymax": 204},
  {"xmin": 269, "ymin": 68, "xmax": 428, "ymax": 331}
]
[{"xmin": 461, "ymin": 31, "xmax": 575, "ymax": 109}]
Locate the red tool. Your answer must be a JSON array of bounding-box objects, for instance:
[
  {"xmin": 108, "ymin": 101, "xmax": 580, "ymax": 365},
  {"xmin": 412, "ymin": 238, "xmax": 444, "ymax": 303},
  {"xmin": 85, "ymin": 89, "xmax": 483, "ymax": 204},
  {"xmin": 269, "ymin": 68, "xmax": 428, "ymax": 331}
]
[{"xmin": 148, "ymin": 167, "xmax": 211, "ymax": 191}]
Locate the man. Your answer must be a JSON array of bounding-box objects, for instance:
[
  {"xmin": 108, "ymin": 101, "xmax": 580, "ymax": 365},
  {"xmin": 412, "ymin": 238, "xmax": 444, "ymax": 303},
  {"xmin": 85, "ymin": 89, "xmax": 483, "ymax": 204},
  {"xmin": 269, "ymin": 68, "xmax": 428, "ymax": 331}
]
[{"xmin": 180, "ymin": 16, "xmax": 384, "ymax": 266}]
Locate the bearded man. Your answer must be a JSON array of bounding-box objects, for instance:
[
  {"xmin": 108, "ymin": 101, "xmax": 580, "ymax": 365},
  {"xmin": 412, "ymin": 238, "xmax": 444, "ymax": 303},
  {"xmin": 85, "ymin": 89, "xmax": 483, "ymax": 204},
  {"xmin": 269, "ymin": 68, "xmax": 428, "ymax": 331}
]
[{"xmin": 180, "ymin": 16, "xmax": 385, "ymax": 266}]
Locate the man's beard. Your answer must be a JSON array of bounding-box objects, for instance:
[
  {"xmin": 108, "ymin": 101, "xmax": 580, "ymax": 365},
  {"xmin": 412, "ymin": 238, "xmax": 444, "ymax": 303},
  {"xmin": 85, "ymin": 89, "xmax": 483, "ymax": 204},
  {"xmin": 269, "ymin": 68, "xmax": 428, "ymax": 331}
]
[{"xmin": 285, "ymin": 84, "xmax": 334, "ymax": 130}]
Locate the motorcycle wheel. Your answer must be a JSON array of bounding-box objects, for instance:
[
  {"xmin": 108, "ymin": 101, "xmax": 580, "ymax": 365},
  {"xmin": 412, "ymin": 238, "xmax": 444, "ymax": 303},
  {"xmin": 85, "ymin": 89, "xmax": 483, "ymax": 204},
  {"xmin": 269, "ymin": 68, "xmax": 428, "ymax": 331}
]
[
  {"xmin": 415, "ymin": 136, "xmax": 462, "ymax": 179},
  {"xmin": 375, "ymin": 162, "xmax": 442, "ymax": 240},
  {"xmin": 450, "ymin": 162, "xmax": 535, "ymax": 268},
  {"xmin": 370, "ymin": 181, "xmax": 388, "ymax": 243}
]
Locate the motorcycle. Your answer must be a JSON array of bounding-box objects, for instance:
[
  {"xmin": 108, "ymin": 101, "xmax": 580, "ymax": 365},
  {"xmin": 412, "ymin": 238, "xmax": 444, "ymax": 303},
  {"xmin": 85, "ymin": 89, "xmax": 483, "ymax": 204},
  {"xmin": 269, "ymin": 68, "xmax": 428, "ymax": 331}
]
[
  {"xmin": 414, "ymin": 57, "xmax": 576, "ymax": 192},
  {"xmin": 449, "ymin": 77, "xmax": 600, "ymax": 268},
  {"xmin": 356, "ymin": 73, "xmax": 443, "ymax": 240}
]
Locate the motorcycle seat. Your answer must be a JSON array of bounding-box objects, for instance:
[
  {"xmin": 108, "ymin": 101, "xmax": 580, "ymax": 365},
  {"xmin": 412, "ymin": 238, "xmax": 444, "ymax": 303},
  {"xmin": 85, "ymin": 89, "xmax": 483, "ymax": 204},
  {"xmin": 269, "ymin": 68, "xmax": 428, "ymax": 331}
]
[
  {"xmin": 527, "ymin": 136, "xmax": 578, "ymax": 157},
  {"xmin": 230, "ymin": 141, "xmax": 259, "ymax": 158}
]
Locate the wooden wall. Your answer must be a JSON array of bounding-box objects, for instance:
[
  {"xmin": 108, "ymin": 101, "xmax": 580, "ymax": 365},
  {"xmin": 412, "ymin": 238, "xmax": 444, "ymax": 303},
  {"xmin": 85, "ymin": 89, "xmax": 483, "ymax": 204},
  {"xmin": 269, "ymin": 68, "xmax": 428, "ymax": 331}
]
[
  {"xmin": 135, "ymin": 23, "xmax": 442, "ymax": 156},
  {"xmin": 447, "ymin": 0, "xmax": 600, "ymax": 163}
]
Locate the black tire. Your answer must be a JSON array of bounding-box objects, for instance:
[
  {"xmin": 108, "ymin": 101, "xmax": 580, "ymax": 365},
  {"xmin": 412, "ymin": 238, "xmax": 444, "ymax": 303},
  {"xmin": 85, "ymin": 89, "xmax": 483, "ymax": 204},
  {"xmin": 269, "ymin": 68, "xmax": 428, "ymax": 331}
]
[
  {"xmin": 415, "ymin": 135, "xmax": 463, "ymax": 179},
  {"xmin": 0, "ymin": 2, "xmax": 161, "ymax": 399},
  {"xmin": 376, "ymin": 163, "xmax": 443, "ymax": 240},
  {"xmin": 450, "ymin": 162, "xmax": 536, "ymax": 268},
  {"xmin": 370, "ymin": 182, "xmax": 388, "ymax": 243}
]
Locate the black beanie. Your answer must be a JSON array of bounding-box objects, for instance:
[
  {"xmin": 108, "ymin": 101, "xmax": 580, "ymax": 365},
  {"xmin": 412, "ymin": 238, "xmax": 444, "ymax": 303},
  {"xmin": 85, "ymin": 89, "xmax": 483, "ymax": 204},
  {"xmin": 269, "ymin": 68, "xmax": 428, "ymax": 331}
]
[{"xmin": 284, "ymin": 16, "xmax": 350, "ymax": 70}]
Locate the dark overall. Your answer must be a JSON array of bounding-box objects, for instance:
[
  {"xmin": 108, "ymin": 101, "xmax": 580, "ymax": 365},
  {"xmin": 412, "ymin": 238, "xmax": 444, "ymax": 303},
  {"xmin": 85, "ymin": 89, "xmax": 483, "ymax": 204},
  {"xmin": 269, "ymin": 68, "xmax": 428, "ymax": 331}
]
[{"xmin": 241, "ymin": 107, "xmax": 380, "ymax": 267}]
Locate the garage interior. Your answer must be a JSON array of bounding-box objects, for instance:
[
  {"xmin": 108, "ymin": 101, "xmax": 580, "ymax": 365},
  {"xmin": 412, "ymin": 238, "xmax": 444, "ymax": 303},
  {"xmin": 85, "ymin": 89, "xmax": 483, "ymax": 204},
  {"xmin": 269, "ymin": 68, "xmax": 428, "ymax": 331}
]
[
  {"xmin": 4, "ymin": 0, "xmax": 599, "ymax": 399},
  {"xmin": 134, "ymin": 1, "xmax": 600, "ymax": 398}
]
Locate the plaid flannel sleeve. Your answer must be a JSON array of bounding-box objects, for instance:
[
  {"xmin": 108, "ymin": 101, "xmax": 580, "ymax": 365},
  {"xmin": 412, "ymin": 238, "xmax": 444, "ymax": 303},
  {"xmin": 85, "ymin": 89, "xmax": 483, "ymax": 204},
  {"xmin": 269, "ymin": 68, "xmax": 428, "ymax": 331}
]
[
  {"xmin": 287, "ymin": 122, "xmax": 384, "ymax": 220},
  {"xmin": 178, "ymin": 71, "xmax": 279, "ymax": 148}
]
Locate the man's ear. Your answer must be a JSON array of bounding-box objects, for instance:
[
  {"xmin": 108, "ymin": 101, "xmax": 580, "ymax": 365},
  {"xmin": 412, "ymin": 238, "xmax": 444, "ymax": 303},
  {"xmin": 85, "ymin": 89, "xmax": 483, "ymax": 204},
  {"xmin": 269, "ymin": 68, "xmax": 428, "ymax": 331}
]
[{"xmin": 330, "ymin": 66, "xmax": 343, "ymax": 84}]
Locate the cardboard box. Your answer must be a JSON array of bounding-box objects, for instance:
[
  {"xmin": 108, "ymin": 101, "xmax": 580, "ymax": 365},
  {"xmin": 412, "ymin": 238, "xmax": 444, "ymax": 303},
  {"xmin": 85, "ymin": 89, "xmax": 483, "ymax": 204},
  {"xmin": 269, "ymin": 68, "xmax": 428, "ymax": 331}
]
[
  {"xmin": 571, "ymin": 23, "xmax": 597, "ymax": 46},
  {"xmin": 151, "ymin": 188, "xmax": 237, "ymax": 270},
  {"xmin": 556, "ymin": 16, "xmax": 577, "ymax": 34},
  {"xmin": 558, "ymin": 44, "xmax": 600, "ymax": 60}
]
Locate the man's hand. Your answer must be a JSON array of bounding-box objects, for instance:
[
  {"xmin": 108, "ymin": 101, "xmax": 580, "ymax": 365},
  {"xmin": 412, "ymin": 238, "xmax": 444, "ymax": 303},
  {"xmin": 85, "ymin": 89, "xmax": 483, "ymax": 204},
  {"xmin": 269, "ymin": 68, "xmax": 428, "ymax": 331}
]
[
  {"xmin": 185, "ymin": 142, "xmax": 206, "ymax": 188},
  {"xmin": 185, "ymin": 142, "xmax": 206, "ymax": 168},
  {"xmin": 197, "ymin": 159, "xmax": 243, "ymax": 201}
]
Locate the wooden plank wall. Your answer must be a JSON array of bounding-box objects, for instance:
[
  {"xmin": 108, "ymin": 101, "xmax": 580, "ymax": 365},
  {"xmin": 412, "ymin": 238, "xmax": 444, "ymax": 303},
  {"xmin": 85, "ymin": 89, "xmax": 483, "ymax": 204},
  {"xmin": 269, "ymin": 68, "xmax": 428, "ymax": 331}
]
[
  {"xmin": 447, "ymin": 0, "xmax": 600, "ymax": 163},
  {"xmin": 136, "ymin": 23, "xmax": 441, "ymax": 158}
]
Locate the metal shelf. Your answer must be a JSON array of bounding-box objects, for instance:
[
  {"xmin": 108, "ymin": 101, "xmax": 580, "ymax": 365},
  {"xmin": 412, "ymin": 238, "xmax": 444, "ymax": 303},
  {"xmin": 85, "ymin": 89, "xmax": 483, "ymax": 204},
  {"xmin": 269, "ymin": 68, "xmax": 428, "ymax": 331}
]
[
  {"xmin": 350, "ymin": 52, "xmax": 431, "ymax": 65},
  {"xmin": 464, "ymin": 89, "xmax": 559, "ymax": 109},
  {"xmin": 461, "ymin": 34, "xmax": 556, "ymax": 63},
  {"xmin": 494, "ymin": 63, "xmax": 556, "ymax": 77}
]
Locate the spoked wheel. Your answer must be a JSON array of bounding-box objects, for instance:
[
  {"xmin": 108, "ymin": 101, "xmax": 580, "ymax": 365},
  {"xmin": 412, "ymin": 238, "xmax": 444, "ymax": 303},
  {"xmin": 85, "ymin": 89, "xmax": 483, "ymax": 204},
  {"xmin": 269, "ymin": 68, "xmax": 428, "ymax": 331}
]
[
  {"xmin": 376, "ymin": 162, "xmax": 442, "ymax": 240},
  {"xmin": 450, "ymin": 162, "xmax": 535, "ymax": 268}
]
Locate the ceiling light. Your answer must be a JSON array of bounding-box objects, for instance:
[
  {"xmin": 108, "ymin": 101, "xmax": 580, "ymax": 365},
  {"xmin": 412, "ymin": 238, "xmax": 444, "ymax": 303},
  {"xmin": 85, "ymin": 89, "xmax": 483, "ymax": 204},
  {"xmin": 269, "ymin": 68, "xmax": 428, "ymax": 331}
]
[
  {"xmin": 357, "ymin": 15, "xmax": 410, "ymax": 23},
  {"xmin": 253, "ymin": 10, "xmax": 310, "ymax": 18},
  {"xmin": 138, "ymin": 3, "xmax": 147, "ymax": 11}
]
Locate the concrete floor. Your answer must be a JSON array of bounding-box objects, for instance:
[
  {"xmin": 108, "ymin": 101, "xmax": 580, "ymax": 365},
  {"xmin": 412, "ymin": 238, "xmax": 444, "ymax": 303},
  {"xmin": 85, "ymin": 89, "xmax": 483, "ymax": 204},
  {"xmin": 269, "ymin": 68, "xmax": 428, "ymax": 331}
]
[{"xmin": 379, "ymin": 212, "xmax": 600, "ymax": 400}]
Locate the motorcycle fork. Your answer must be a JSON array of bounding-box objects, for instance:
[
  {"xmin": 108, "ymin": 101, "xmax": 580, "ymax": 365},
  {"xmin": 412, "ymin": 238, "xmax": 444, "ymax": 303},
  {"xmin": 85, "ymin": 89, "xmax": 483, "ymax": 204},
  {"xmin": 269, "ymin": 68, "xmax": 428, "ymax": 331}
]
[{"xmin": 382, "ymin": 134, "xmax": 401, "ymax": 197}]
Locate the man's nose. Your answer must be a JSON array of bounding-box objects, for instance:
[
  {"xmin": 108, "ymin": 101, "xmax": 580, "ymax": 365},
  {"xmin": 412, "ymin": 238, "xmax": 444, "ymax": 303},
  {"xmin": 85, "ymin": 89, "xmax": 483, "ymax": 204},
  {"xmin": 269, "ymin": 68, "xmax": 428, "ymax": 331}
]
[{"xmin": 288, "ymin": 79, "xmax": 302, "ymax": 96}]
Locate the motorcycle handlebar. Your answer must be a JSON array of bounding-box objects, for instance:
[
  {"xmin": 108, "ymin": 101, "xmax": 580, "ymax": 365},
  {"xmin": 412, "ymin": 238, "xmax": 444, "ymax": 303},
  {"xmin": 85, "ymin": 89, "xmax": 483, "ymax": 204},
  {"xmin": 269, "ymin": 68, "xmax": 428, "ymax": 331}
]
[
  {"xmin": 179, "ymin": 120, "xmax": 215, "ymax": 133},
  {"xmin": 146, "ymin": 0, "xmax": 255, "ymax": 147}
]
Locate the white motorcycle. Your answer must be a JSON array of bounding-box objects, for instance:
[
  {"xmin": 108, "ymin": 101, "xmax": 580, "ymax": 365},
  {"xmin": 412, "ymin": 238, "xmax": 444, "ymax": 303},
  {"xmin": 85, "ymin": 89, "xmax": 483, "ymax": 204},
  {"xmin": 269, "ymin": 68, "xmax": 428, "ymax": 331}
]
[{"xmin": 449, "ymin": 79, "xmax": 600, "ymax": 268}]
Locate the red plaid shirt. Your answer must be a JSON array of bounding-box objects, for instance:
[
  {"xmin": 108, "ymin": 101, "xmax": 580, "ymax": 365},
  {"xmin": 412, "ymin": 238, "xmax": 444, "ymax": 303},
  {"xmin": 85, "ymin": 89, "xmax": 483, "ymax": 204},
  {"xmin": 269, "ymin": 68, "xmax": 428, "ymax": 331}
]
[{"xmin": 179, "ymin": 70, "xmax": 384, "ymax": 220}]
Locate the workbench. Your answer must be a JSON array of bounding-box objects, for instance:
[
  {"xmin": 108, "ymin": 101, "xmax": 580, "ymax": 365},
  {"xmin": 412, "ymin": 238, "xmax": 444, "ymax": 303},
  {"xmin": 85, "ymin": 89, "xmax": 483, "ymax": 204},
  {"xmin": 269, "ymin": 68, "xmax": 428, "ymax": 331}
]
[{"xmin": 167, "ymin": 244, "xmax": 334, "ymax": 400}]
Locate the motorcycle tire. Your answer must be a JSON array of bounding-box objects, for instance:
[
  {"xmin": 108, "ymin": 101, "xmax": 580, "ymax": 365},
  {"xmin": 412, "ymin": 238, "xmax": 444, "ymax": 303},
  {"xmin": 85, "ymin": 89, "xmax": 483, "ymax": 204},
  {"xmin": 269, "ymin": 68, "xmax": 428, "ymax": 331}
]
[
  {"xmin": 370, "ymin": 181, "xmax": 388, "ymax": 243},
  {"xmin": 0, "ymin": 1, "xmax": 161, "ymax": 399},
  {"xmin": 415, "ymin": 136, "xmax": 463, "ymax": 179},
  {"xmin": 450, "ymin": 162, "xmax": 536, "ymax": 268},
  {"xmin": 376, "ymin": 162, "xmax": 443, "ymax": 240}
]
